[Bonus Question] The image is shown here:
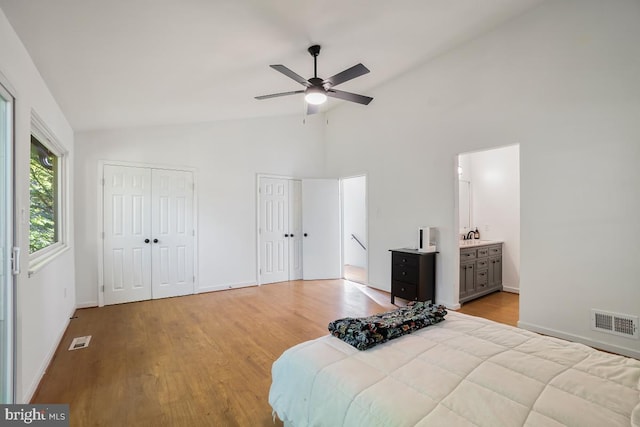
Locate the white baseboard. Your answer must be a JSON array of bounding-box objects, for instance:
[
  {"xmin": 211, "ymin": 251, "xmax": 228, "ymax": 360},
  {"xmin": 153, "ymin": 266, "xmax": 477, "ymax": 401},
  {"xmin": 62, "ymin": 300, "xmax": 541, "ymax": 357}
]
[
  {"xmin": 196, "ymin": 281, "xmax": 255, "ymax": 294},
  {"xmin": 22, "ymin": 304, "xmax": 76, "ymax": 403},
  {"xmin": 502, "ymin": 286, "xmax": 519, "ymax": 294},
  {"xmin": 445, "ymin": 302, "xmax": 462, "ymax": 310},
  {"xmin": 76, "ymin": 301, "xmax": 98, "ymax": 309},
  {"xmin": 518, "ymin": 321, "xmax": 640, "ymax": 360}
]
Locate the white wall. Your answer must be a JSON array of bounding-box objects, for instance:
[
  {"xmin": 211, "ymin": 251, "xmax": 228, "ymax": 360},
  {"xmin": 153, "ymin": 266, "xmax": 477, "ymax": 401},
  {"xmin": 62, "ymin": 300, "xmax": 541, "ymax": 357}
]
[
  {"xmin": 0, "ymin": 9, "xmax": 76, "ymax": 402},
  {"xmin": 325, "ymin": 0, "xmax": 640, "ymax": 357},
  {"xmin": 74, "ymin": 116, "xmax": 325, "ymax": 306},
  {"xmin": 342, "ymin": 176, "xmax": 367, "ymax": 269},
  {"xmin": 466, "ymin": 145, "xmax": 520, "ymax": 292}
]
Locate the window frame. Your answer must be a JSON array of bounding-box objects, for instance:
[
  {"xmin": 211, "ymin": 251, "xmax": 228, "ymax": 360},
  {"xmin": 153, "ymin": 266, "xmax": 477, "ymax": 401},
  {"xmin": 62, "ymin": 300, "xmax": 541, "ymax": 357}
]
[{"xmin": 28, "ymin": 112, "xmax": 68, "ymax": 273}]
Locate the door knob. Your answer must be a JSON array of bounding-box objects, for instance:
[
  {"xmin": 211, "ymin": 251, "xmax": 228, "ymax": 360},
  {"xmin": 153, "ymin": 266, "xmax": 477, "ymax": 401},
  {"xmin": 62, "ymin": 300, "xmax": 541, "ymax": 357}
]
[
  {"xmin": 153, "ymin": 239, "xmax": 158, "ymax": 243},
  {"xmin": 290, "ymin": 234, "xmax": 294, "ymax": 237},
  {"xmin": 303, "ymin": 233, "xmax": 308, "ymax": 237},
  {"xmin": 284, "ymin": 234, "xmax": 289, "ymax": 237},
  {"xmin": 144, "ymin": 239, "xmax": 150, "ymax": 243}
]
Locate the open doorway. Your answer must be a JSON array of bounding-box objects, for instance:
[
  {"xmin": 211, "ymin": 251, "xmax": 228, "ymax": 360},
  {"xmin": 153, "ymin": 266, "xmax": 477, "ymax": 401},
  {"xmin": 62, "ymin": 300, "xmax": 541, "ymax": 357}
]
[
  {"xmin": 456, "ymin": 145, "xmax": 520, "ymax": 323},
  {"xmin": 341, "ymin": 175, "xmax": 367, "ymax": 285}
]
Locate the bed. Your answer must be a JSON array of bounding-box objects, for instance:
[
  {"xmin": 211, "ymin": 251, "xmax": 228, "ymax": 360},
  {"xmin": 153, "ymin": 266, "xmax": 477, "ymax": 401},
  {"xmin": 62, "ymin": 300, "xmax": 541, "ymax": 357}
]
[{"xmin": 269, "ymin": 310, "xmax": 640, "ymax": 426}]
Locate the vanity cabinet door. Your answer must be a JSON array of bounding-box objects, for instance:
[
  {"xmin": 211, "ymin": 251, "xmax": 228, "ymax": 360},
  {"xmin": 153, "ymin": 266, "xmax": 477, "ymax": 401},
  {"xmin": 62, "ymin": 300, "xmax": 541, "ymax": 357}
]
[
  {"xmin": 488, "ymin": 256, "xmax": 502, "ymax": 288},
  {"xmin": 460, "ymin": 261, "xmax": 475, "ymax": 298}
]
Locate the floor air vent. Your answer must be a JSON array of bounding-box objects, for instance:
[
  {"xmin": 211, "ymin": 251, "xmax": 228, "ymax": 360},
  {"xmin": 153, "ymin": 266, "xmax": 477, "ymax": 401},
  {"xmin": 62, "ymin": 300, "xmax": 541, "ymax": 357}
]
[
  {"xmin": 591, "ymin": 310, "xmax": 639, "ymax": 339},
  {"xmin": 68, "ymin": 335, "xmax": 92, "ymax": 350}
]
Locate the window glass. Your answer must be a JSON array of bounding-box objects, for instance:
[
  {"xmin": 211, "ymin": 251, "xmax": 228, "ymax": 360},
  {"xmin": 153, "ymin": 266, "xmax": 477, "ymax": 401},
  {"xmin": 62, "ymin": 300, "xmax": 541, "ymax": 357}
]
[{"xmin": 29, "ymin": 135, "xmax": 59, "ymax": 253}]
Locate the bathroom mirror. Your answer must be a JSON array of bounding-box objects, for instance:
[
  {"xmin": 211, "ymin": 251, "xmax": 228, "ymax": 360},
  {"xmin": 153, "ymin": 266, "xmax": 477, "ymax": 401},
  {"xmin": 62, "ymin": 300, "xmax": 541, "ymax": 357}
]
[{"xmin": 459, "ymin": 180, "xmax": 470, "ymax": 231}]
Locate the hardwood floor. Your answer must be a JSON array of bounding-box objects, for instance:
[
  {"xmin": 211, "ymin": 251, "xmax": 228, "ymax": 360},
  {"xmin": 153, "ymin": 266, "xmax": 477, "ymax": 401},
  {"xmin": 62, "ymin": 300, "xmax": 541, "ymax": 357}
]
[
  {"xmin": 32, "ymin": 282, "xmax": 518, "ymax": 426},
  {"xmin": 458, "ymin": 290, "xmax": 519, "ymax": 327},
  {"xmin": 343, "ymin": 264, "xmax": 367, "ymax": 284}
]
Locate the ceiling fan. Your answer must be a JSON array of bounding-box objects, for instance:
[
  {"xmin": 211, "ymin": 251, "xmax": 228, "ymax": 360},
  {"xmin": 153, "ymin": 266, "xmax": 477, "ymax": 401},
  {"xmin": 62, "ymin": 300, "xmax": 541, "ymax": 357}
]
[{"xmin": 255, "ymin": 45, "xmax": 373, "ymax": 114}]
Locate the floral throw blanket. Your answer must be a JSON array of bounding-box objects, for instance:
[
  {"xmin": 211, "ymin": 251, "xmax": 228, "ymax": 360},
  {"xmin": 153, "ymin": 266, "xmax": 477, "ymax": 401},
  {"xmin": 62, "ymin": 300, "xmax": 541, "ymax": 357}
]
[{"xmin": 328, "ymin": 302, "xmax": 447, "ymax": 350}]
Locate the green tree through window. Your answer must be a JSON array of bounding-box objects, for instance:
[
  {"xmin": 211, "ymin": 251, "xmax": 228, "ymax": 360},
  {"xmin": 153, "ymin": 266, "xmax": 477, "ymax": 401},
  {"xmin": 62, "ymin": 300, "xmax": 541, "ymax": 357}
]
[{"xmin": 30, "ymin": 135, "xmax": 58, "ymax": 253}]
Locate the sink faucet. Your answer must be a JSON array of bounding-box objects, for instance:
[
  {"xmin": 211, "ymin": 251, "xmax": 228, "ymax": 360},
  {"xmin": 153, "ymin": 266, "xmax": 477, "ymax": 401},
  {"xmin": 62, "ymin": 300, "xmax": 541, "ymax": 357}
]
[{"xmin": 466, "ymin": 230, "xmax": 475, "ymax": 240}]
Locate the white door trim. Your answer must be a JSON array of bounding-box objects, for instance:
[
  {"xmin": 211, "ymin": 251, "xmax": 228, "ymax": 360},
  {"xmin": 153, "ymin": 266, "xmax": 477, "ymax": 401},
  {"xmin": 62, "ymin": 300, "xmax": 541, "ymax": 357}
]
[{"xmin": 97, "ymin": 160, "xmax": 198, "ymax": 307}]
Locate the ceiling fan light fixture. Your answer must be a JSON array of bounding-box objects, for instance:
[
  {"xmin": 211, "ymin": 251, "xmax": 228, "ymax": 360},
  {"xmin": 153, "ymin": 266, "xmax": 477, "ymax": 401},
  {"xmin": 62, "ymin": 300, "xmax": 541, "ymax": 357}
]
[{"xmin": 304, "ymin": 87, "xmax": 327, "ymax": 105}]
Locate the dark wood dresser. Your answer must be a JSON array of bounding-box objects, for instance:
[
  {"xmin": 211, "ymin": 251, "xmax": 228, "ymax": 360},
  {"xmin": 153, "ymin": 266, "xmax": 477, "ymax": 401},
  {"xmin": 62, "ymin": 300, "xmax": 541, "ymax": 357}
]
[{"xmin": 389, "ymin": 249, "xmax": 437, "ymax": 304}]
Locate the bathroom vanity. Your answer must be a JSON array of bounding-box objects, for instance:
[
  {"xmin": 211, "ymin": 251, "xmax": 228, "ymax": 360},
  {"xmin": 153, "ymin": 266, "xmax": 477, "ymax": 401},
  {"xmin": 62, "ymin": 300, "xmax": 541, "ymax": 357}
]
[{"xmin": 459, "ymin": 241, "xmax": 502, "ymax": 303}]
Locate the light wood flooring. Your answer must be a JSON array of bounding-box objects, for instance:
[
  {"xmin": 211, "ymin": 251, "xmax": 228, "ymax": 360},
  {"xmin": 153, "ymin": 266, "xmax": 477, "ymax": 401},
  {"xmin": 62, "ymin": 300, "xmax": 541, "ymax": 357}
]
[
  {"xmin": 458, "ymin": 290, "xmax": 519, "ymax": 327},
  {"xmin": 343, "ymin": 264, "xmax": 367, "ymax": 284},
  {"xmin": 32, "ymin": 282, "xmax": 517, "ymax": 426}
]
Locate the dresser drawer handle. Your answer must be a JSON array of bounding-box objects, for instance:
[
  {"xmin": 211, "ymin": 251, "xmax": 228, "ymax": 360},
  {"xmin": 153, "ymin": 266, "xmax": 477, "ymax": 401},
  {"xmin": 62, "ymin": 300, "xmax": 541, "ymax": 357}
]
[
  {"xmin": 401, "ymin": 272, "xmax": 406, "ymax": 276},
  {"xmin": 402, "ymin": 258, "xmax": 407, "ymax": 263},
  {"xmin": 401, "ymin": 287, "xmax": 405, "ymax": 292}
]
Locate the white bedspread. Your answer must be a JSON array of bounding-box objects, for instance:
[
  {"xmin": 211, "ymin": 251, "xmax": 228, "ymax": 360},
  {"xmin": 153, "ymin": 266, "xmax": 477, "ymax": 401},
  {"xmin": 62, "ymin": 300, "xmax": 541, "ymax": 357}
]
[{"xmin": 269, "ymin": 311, "xmax": 640, "ymax": 426}]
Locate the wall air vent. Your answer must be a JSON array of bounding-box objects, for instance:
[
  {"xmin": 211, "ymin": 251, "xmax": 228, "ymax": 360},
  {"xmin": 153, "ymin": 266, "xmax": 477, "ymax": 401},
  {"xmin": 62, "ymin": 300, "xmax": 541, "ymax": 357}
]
[
  {"xmin": 591, "ymin": 310, "xmax": 639, "ymax": 339},
  {"xmin": 68, "ymin": 335, "xmax": 92, "ymax": 350}
]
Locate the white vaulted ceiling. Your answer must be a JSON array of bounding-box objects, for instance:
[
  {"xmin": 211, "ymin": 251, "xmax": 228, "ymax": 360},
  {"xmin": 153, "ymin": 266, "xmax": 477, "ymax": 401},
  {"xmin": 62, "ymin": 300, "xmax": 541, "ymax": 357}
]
[{"xmin": 0, "ymin": 0, "xmax": 543, "ymax": 132}]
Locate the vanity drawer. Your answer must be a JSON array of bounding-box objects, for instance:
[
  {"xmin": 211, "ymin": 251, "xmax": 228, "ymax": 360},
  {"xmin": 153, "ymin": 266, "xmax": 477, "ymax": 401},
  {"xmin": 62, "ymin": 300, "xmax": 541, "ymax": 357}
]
[
  {"xmin": 392, "ymin": 265, "xmax": 418, "ymax": 284},
  {"xmin": 477, "ymin": 247, "xmax": 489, "ymax": 258},
  {"xmin": 391, "ymin": 281, "xmax": 417, "ymax": 301},
  {"xmin": 392, "ymin": 252, "xmax": 419, "ymax": 267},
  {"xmin": 460, "ymin": 249, "xmax": 476, "ymax": 261},
  {"xmin": 476, "ymin": 259, "xmax": 489, "ymax": 269},
  {"xmin": 488, "ymin": 245, "xmax": 502, "ymax": 256},
  {"xmin": 476, "ymin": 269, "xmax": 488, "ymax": 288}
]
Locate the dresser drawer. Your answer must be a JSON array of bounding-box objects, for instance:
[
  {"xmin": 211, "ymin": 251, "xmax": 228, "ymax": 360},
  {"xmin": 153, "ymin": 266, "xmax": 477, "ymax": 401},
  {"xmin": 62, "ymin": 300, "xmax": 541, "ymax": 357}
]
[
  {"xmin": 391, "ymin": 281, "xmax": 417, "ymax": 301},
  {"xmin": 460, "ymin": 248, "xmax": 476, "ymax": 261},
  {"xmin": 392, "ymin": 265, "xmax": 418, "ymax": 284},
  {"xmin": 392, "ymin": 252, "xmax": 419, "ymax": 267}
]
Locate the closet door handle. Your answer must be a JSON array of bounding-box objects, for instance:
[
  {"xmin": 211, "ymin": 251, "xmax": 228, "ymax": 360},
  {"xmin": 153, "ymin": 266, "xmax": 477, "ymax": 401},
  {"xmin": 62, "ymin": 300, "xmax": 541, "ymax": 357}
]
[
  {"xmin": 153, "ymin": 239, "xmax": 159, "ymax": 243},
  {"xmin": 290, "ymin": 234, "xmax": 294, "ymax": 237},
  {"xmin": 284, "ymin": 234, "xmax": 289, "ymax": 237},
  {"xmin": 144, "ymin": 239, "xmax": 150, "ymax": 243},
  {"xmin": 304, "ymin": 233, "xmax": 308, "ymax": 237}
]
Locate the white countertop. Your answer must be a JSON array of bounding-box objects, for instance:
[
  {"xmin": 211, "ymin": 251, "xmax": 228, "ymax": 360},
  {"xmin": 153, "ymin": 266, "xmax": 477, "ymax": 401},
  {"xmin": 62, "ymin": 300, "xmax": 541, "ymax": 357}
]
[{"xmin": 459, "ymin": 239, "xmax": 502, "ymax": 248}]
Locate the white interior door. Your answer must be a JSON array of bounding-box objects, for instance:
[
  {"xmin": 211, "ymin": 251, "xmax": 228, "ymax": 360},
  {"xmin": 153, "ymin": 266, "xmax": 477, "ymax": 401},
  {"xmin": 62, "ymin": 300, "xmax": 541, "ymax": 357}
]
[
  {"xmin": 259, "ymin": 177, "xmax": 289, "ymax": 284},
  {"xmin": 288, "ymin": 180, "xmax": 303, "ymax": 280},
  {"xmin": 0, "ymin": 82, "xmax": 15, "ymax": 403},
  {"xmin": 151, "ymin": 169, "xmax": 195, "ymax": 299},
  {"xmin": 302, "ymin": 179, "xmax": 341, "ymax": 280},
  {"xmin": 103, "ymin": 165, "xmax": 153, "ymax": 304}
]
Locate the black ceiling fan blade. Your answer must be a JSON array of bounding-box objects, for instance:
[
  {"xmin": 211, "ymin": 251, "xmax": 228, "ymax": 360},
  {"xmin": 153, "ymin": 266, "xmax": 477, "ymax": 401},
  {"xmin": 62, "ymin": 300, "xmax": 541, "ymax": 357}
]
[
  {"xmin": 323, "ymin": 63, "xmax": 370, "ymax": 88},
  {"xmin": 307, "ymin": 103, "xmax": 320, "ymax": 115},
  {"xmin": 270, "ymin": 65, "xmax": 310, "ymax": 86},
  {"xmin": 255, "ymin": 90, "xmax": 304, "ymax": 100},
  {"xmin": 327, "ymin": 89, "xmax": 373, "ymax": 105}
]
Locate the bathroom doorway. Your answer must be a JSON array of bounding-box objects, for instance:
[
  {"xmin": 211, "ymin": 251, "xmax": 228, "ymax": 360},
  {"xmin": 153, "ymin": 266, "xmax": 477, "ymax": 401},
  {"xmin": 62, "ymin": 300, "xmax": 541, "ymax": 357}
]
[
  {"xmin": 341, "ymin": 175, "xmax": 367, "ymax": 285},
  {"xmin": 456, "ymin": 145, "xmax": 521, "ymax": 306}
]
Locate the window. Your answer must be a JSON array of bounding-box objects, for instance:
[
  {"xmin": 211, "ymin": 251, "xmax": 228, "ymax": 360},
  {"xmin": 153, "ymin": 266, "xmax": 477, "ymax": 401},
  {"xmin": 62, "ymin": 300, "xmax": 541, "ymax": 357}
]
[
  {"xmin": 29, "ymin": 135, "xmax": 58, "ymax": 253},
  {"xmin": 29, "ymin": 113, "xmax": 67, "ymax": 269}
]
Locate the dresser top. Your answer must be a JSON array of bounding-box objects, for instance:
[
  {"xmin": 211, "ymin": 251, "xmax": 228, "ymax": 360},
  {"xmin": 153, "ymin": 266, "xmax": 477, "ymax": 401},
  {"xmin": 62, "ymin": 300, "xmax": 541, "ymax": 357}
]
[{"xmin": 390, "ymin": 248, "xmax": 438, "ymax": 255}]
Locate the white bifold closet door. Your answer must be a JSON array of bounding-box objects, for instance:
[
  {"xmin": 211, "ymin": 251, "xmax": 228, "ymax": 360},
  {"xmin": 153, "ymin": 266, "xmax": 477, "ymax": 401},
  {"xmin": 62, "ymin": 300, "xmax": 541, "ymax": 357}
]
[
  {"xmin": 259, "ymin": 177, "xmax": 339, "ymax": 285},
  {"xmin": 103, "ymin": 165, "xmax": 194, "ymax": 305},
  {"xmin": 301, "ymin": 179, "xmax": 341, "ymax": 280},
  {"xmin": 259, "ymin": 178, "xmax": 302, "ymax": 284}
]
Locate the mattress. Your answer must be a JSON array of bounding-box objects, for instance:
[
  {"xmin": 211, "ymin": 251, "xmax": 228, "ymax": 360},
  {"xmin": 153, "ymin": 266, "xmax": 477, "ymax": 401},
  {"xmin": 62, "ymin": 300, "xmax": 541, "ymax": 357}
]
[{"xmin": 269, "ymin": 311, "xmax": 640, "ymax": 426}]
